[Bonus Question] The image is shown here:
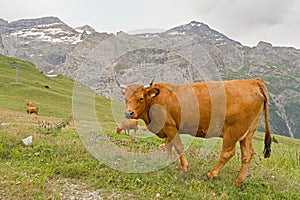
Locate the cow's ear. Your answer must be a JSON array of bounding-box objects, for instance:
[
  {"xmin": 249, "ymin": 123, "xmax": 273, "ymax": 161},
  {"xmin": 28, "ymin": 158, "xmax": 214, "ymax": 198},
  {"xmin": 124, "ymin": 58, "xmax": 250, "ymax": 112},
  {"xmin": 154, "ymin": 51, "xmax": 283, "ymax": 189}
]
[
  {"xmin": 147, "ymin": 88, "xmax": 160, "ymax": 98},
  {"xmin": 121, "ymin": 89, "xmax": 126, "ymax": 95}
]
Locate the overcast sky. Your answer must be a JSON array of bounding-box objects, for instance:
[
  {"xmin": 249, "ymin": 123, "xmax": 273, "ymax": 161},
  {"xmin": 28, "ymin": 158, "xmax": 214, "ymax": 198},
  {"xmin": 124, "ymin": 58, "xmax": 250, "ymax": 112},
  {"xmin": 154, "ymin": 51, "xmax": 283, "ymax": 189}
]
[{"xmin": 1, "ymin": 0, "xmax": 300, "ymax": 48}]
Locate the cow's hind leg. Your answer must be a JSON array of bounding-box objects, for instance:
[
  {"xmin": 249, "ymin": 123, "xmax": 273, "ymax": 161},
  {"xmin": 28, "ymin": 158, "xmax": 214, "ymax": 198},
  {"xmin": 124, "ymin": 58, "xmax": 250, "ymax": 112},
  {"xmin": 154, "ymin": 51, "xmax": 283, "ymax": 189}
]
[
  {"xmin": 206, "ymin": 134, "xmax": 237, "ymax": 180},
  {"xmin": 236, "ymin": 131, "xmax": 255, "ymax": 186}
]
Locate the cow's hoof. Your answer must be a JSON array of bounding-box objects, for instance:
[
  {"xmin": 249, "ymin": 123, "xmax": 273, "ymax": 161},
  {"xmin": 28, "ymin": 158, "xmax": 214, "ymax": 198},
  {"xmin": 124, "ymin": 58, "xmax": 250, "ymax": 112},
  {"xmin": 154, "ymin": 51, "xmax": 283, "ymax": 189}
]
[
  {"xmin": 180, "ymin": 170, "xmax": 187, "ymax": 175},
  {"xmin": 203, "ymin": 175, "xmax": 210, "ymax": 181},
  {"xmin": 235, "ymin": 181, "xmax": 244, "ymax": 187},
  {"xmin": 204, "ymin": 174, "xmax": 217, "ymax": 181},
  {"xmin": 235, "ymin": 177, "xmax": 245, "ymax": 187}
]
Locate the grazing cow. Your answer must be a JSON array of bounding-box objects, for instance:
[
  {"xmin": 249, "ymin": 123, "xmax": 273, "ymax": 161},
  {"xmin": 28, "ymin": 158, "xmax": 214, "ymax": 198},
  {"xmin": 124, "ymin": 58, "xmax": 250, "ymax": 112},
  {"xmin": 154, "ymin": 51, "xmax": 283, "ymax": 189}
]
[
  {"xmin": 116, "ymin": 119, "xmax": 138, "ymax": 135},
  {"xmin": 117, "ymin": 78, "xmax": 271, "ymax": 186},
  {"xmin": 26, "ymin": 106, "xmax": 39, "ymax": 115}
]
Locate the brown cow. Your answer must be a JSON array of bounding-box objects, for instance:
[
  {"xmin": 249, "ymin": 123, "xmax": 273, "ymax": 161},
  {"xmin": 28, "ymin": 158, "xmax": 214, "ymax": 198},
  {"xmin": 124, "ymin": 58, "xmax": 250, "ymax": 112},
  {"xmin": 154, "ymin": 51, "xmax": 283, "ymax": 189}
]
[
  {"xmin": 26, "ymin": 106, "xmax": 39, "ymax": 115},
  {"xmin": 118, "ymin": 78, "xmax": 271, "ymax": 186},
  {"xmin": 27, "ymin": 101, "xmax": 34, "ymax": 107},
  {"xmin": 116, "ymin": 119, "xmax": 138, "ymax": 135}
]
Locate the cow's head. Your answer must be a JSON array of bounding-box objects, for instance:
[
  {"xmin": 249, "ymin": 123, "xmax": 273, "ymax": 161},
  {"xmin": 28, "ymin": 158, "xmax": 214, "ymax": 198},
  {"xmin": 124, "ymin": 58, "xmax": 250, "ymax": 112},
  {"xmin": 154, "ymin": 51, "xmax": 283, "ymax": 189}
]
[
  {"xmin": 117, "ymin": 78, "xmax": 160, "ymax": 119},
  {"xmin": 115, "ymin": 127, "xmax": 122, "ymax": 134}
]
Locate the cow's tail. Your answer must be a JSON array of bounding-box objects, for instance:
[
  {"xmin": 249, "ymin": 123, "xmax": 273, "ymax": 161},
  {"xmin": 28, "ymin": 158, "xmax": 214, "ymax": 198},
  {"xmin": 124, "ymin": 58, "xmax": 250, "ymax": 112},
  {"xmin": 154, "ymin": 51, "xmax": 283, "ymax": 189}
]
[{"xmin": 258, "ymin": 79, "xmax": 272, "ymax": 158}]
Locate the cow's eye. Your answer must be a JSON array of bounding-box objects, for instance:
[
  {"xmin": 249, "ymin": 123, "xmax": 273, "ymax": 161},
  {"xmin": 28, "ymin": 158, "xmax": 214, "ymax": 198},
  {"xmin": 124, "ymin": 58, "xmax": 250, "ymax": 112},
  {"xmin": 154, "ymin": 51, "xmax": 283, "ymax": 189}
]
[{"xmin": 138, "ymin": 97, "xmax": 144, "ymax": 102}]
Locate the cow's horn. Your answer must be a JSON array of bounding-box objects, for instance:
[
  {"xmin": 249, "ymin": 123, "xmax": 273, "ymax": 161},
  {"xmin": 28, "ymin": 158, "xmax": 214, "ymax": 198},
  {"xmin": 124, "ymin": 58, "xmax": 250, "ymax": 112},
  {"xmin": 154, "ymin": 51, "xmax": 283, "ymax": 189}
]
[
  {"xmin": 116, "ymin": 79, "xmax": 126, "ymax": 89},
  {"xmin": 144, "ymin": 77, "xmax": 155, "ymax": 88},
  {"xmin": 114, "ymin": 72, "xmax": 127, "ymax": 89}
]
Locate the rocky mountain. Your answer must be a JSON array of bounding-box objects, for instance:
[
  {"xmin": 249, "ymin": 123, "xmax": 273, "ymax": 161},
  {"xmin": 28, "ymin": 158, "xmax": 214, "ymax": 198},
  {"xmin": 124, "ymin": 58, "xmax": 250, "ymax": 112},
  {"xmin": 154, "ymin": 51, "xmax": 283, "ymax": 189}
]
[
  {"xmin": 0, "ymin": 16, "xmax": 90, "ymax": 73},
  {"xmin": 166, "ymin": 21, "xmax": 244, "ymax": 48},
  {"xmin": 0, "ymin": 17, "xmax": 299, "ymax": 139}
]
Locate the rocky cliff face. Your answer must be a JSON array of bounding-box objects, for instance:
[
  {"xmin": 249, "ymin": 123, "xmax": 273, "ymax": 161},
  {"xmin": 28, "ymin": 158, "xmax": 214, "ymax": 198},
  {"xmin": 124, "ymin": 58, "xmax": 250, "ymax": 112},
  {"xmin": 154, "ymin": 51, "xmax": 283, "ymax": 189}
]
[
  {"xmin": 1, "ymin": 17, "xmax": 299, "ymax": 138},
  {"xmin": 243, "ymin": 42, "xmax": 300, "ymax": 138}
]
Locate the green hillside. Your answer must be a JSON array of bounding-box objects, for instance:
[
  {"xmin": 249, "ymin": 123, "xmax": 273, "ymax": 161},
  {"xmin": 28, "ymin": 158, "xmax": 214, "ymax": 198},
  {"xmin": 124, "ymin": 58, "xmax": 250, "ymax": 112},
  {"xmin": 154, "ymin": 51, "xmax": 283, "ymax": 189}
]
[
  {"xmin": 0, "ymin": 54, "xmax": 299, "ymax": 199},
  {"xmin": 0, "ymin": 54, "xmax": 74, "ymax": 118}
]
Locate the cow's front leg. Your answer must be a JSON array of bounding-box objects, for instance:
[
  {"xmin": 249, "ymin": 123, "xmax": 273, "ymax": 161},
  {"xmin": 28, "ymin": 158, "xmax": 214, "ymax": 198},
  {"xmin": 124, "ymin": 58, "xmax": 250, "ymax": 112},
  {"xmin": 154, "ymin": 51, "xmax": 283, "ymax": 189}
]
[
  {"xmin": 169, "ymin": 134, "xmax": 188, "ymax": 172},
  {"xmin": 164, "ymin": 137, "xmax": 173, "ymax": 159}
]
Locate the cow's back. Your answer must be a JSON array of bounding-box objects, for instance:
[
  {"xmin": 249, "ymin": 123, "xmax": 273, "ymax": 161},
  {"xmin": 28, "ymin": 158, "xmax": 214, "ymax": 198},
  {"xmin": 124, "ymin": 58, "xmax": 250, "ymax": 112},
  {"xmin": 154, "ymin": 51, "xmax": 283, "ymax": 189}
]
[{"xmin": 192, "ymin": 79, "xmax": 266, "ymax": 138}]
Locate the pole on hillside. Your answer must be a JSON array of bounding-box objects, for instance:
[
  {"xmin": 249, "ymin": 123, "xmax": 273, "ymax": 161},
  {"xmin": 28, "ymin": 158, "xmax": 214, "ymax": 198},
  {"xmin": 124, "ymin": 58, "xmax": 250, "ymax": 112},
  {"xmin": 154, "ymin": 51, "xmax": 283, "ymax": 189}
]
[{"xmin": 13, "ymin": 62, "xmax": 19, "ymax": 84}]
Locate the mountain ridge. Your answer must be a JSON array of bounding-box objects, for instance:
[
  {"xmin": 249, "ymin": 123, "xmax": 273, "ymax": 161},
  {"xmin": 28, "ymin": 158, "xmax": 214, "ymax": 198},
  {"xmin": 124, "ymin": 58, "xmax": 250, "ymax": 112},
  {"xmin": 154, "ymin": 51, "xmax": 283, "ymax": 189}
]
[{"xmin": 166, "ymin": 21, "xmax": 244, "ymax": 47}]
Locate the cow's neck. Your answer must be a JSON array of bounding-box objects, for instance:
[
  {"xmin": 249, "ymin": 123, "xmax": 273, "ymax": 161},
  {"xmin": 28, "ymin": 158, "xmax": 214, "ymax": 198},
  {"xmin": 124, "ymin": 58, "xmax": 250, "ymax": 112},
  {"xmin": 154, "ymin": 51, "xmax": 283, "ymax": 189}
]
[{"xmin": 140, "ymin": 111, "xmax": 151, "ymax": 125}]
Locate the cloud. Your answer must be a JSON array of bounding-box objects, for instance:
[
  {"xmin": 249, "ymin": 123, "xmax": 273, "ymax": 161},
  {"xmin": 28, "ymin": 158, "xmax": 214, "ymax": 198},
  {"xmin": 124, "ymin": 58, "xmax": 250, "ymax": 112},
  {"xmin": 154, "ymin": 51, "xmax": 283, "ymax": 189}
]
[
  {"xmin": 1, "ymin": 0, "xmax": 299, "ymax": 48},
  {"xmin": 200, "ymin": 0, "xmax": 297, "ymax": 28},
  {"xmin": 183, "ymin": 0, "xmax": 300, "ymax": 47},
  {"xmin": 0, "ymin": 0, "xmax": 60, "ymax": 21}
]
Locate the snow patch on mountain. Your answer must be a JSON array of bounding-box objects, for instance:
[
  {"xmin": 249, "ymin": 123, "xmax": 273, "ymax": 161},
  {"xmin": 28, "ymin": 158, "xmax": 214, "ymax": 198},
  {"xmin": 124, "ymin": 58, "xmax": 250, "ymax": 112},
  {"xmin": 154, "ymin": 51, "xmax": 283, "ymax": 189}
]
[{"xmin": 10, "ymin": 24, "xmax": 82, "ymax": 44}]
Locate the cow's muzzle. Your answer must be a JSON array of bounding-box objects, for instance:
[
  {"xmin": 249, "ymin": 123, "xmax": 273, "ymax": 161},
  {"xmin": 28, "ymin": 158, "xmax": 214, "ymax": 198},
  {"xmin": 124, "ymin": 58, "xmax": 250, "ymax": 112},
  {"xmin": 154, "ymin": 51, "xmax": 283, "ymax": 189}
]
[{"xmin": 125, "ymin": 111, "xmax": 134, "ymax": 119}]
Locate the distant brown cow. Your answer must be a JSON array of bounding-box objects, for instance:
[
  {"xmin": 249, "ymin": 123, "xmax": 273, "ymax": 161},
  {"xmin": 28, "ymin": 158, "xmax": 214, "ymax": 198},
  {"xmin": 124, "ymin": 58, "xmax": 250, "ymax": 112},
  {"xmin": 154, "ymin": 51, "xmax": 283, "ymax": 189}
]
[
  {"xmin": 118, "ymin": 78, "xmax": 271, "ymax": 186},
  {"xmin": 26, "ymin": 106, "xmax": 39, "ymax": 115},
  {"xmin": 116, "ymin": 119, "xmax": 138, "ymax": 135},
  {"xmin": 27, "ymin": 101, "xmax": 34, "ymax": 107}
]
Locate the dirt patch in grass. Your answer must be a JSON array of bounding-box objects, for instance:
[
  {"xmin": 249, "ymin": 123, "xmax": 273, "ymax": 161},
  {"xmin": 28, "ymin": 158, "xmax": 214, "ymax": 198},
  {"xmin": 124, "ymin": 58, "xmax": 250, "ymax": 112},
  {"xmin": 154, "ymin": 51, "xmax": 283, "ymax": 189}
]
[{"xmin": 48, "ymin": 178, "xmax": 134, "ymax": 200}]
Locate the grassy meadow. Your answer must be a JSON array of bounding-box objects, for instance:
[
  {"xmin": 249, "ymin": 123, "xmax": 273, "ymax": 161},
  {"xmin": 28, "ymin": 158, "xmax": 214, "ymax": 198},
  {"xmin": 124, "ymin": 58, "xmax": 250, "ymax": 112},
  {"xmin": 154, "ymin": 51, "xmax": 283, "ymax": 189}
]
[{"xmin": 0, "ymin": 54, "xmax": 300, "ymax": 199}]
